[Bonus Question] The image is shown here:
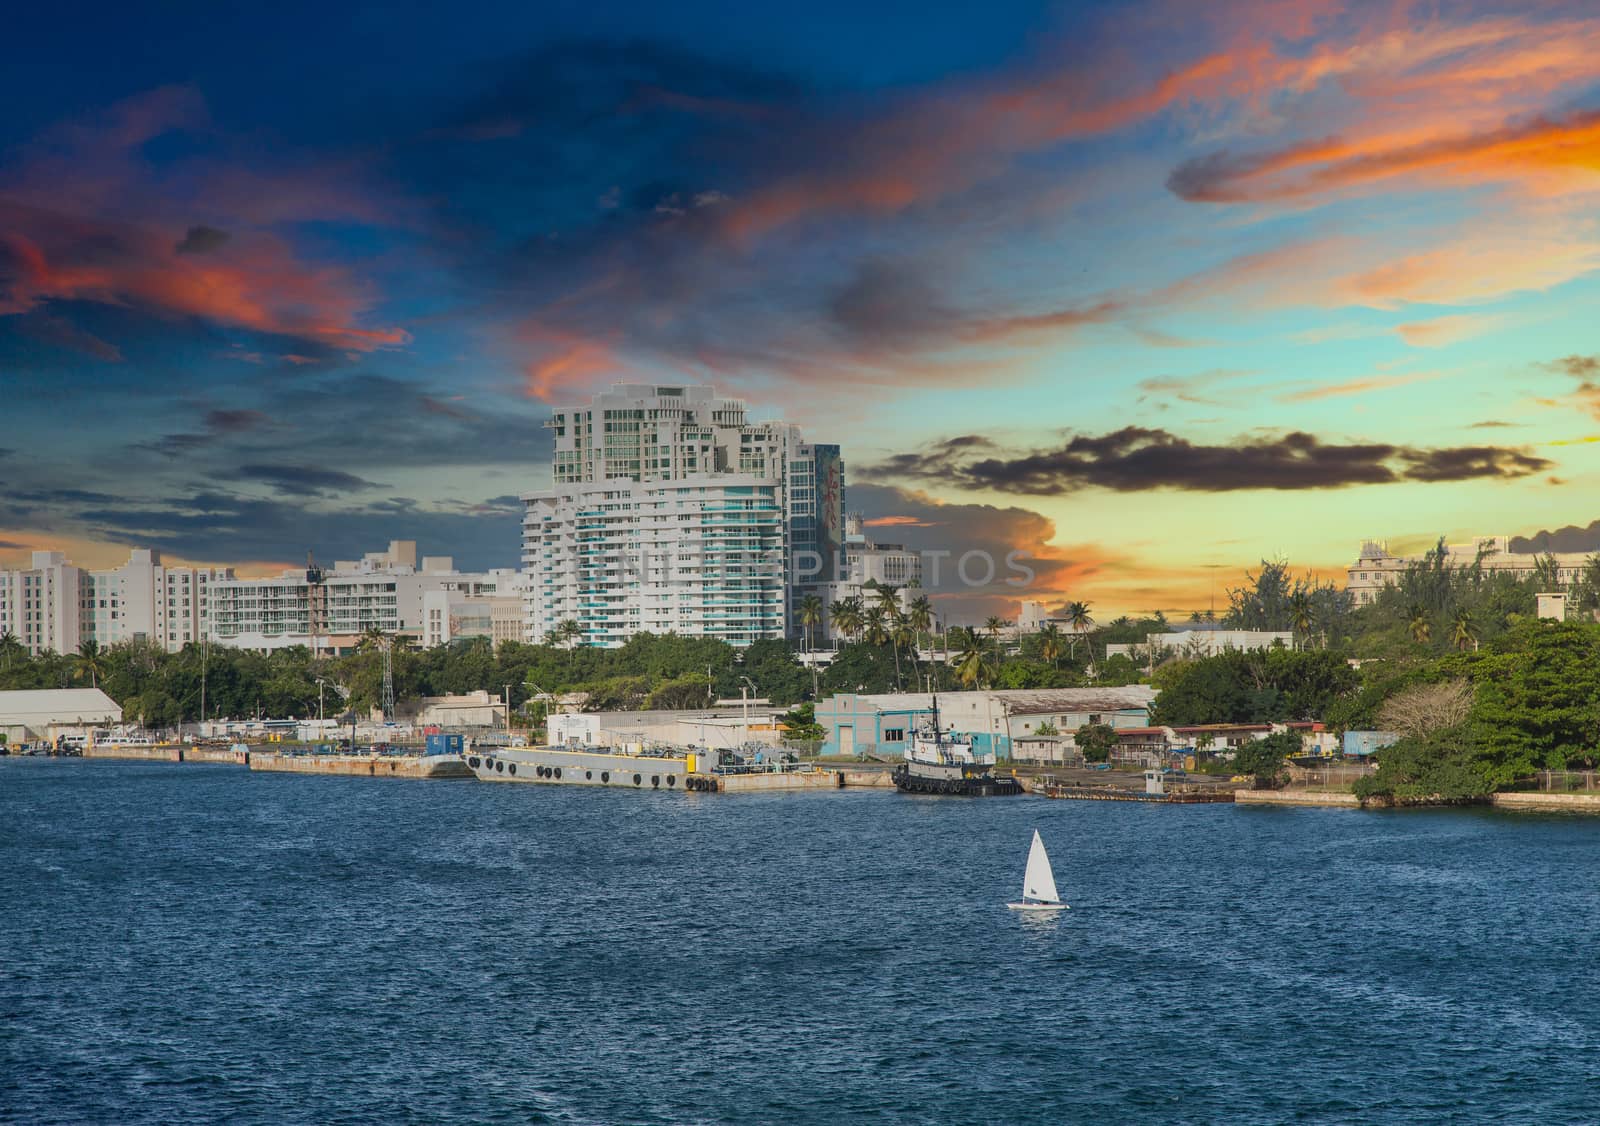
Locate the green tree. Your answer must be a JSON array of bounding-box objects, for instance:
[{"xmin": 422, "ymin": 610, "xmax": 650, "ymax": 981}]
[
  {"xmin": 779, "ymin": 701, "xmax": 825, "ymax": 743},
  {"xmin": 74, "ymin": 640, "xmax": 104, "ymax": 689},
  {"xmin": 953, "ymin": 641, "xmax": 994, "ymax": 690},
  {"xmin": 1232, "ymin": 729, "xmax": 1298, "ymax": 789},
  {"xmin": 798, "ymin": 594, "xmax": 824, "ymax": 654},
  {"xmin": 1353, "ymin": 729, "xmax": 1489, "ymax": 804},
  {"xmin": 1075, "ymin": 722, "xmax": 1117, "ymax": 763},
  {"xmin": 1450, "ymin": 609, "xmax": 1479, "ymax": 652}
]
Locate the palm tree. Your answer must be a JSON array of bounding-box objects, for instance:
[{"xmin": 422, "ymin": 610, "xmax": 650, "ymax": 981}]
[
  {"xmin": 0, "ymin": 628, "xmax": 23, "ymax": 672},
  {"xmin": 830, "ymin": 596, "xmax": 865, "ymax": 644},
  {"xmin": 1066, "ymin": 601, "xmax": 1094, "ymax": 670},
  {"xmin": 1407, "ymin": 604, "xmax": 1432, "ymax": 645},
  {"xmin": 906, "ymin": 595, "xmax": 933, "ymax": 641},
  {"xmin": 74, "ymin": 640, "xmax": 103, "ymax": 689},
  {"xmin": 892, "ymin": 616, "xmax": 915, "ymax": 690},
  {"xmin": 984, "ymin": 615, "xmax": 1006, "ymax": 644},
  {"xmin": 862, "ymin": 606, "xmax": 891, "ymax": 648},
  {"xmin": 874, "ymin": 584, "xmax": 902, "ymax": 616},
  {"xmin": 1037, "ymin": 622, "xmax": 1065, "ymax": 666},
  {"xmin": 1450, "ymin": 609, "xmax": 1479, "ymax": 652},
  {"xmin": 798, "ymin": 594, "xmax": 823, "ymax": 654},
  {"xmin": 1288, "ymin": 591, "xmax": 1314, "ymax": 649},
  {"xmin": 953, "ymin": 640, "xmax": 993, "ymax": 690}
]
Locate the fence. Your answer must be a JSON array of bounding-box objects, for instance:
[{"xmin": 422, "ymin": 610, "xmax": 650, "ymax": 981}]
[
  {"xmin": 1285, "ymin": 763, "xmax": 1376, "ymax": 788},
  {"xmin": 1534, "ymin": 771, "xmax": 1600, "ymax": 792}
]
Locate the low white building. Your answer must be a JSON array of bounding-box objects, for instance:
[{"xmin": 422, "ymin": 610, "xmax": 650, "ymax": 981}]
[
  {"xmin": 1105, "ymin": 628, "xmax": 1293, "ymax": 660},
  {"xmin": 0, "ymin": 688, "xmax": 123, "ymax": 744},
  {"xmin": 412, "ymin": 690, "xmax": 506, "ymax": 729}
]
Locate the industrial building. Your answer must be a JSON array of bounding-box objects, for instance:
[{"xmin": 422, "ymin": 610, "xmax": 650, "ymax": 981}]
[
  {"xmin": 522, "ymin": 383, "xmax": 845, "ymax": 648},
  {"xmin": 816, "ymin": 687, "xmax": 1157, "ymax": 760},
  {"xmin": 0, "ymin": 688, "xmax": 123, "ymax": 745}
]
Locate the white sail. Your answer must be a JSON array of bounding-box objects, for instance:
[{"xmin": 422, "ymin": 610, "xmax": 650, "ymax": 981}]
[{"xmin": 1021, "ymin": 830, "xmax": 1059, "ymax": 904}]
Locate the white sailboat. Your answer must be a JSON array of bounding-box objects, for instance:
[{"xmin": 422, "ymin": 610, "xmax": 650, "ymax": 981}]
[{"xmin": 1006, "ymin": 830, "xmax": 1068, "ymax": 911}]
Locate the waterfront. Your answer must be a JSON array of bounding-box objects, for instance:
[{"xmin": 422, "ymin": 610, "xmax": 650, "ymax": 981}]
[{"xmin": 3, "ymin": 759, "xmax": 1599, "ymax": 1123}]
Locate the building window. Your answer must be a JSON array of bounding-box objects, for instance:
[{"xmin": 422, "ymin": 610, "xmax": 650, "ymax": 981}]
[{"xmin": 883, "ymin": 727, "xmax": 904, "ymax": 742}]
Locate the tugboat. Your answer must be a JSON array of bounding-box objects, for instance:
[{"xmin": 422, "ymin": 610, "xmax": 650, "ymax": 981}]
[{"xmin": 892, "ymin": 695, "xmax": 1025, "ymax": 797}]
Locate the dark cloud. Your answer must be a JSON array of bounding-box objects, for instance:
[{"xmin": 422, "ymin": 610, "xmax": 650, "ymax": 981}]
[
  {"xmin": 828, "ymin": 260, "xmax": 953, "ymax": 348},
  {"xmin": 1509, "ymin": 520, "xmax": 1600, "ymax": 555},
  {"xmin": 204, "ymin": 408, "xmax": 271, "ymax": 432},
  {"xmin": 1546, "ymin": 355, "xmax": 1600, "ymax": 378},
  {"xmin": 868, "ymin": 428, "xmax": 1551, "ymax": 495},
  {"xmin": 0, "ymin": 539, "xmax": 30, "ymax": 550},
  {"xmin": 174, "ymin": 225, "xmax": 231, "ymax": 255},
  {"xmin": 848, "ymin": 482, "xmax": 1102, "ymax": 622},
  {"xmin": 64, "ymin": 490, "xmax": 520, "ymax": 571},
  {"xmin": 228, "ymin": 464, "xmax": 384, "ymax": 496}
]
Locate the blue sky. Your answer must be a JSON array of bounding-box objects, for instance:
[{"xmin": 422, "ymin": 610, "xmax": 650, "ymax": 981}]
[{"xmin": 4, "ymin": 0, "xmax": 1600, "ymax": 617}]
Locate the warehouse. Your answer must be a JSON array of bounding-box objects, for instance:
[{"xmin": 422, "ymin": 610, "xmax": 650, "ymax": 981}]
[{"xmin": 0, "ymin": 688, "xmax": 124, "ymax": 746}]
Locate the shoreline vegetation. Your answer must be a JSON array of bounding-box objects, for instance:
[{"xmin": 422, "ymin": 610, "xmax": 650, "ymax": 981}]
[{"xmin": 4, "ymin": 542, "xmax": 1600, "ymax": 810}]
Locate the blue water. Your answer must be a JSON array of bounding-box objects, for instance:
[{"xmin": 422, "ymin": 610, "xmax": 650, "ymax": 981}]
[{"xmin": 3, "ymin": 760, "xmax": 1599, "ymax": 1124}]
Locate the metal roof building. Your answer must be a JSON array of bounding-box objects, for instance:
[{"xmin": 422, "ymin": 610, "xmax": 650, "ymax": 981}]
[
  {"xmin": 0, "ymin": 688, "xmax": 123, "ymax": 743},
  {"xmin": 816, "ymin": 687, "xmax": 1157, "ymax": 760}
]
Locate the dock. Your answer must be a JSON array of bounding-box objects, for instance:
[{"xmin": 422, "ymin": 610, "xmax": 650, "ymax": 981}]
[
  {"xmin": 1035, "ymin": 783, "xmax": 1235, "ymax": 804},
  {"xmin": 247, "ymin": 752, "xmax": 473, "ymax": 780}
]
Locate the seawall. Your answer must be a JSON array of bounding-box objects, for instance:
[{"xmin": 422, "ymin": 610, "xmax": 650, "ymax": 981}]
[
  {"xmin": 1490, "ymin": 791, "xmax": 1600, "ymax": 813},
  {"xmin": 83, "ymin": 745, "xmax": 182, "ymax": 762},
  {"xmin": 248, "ymin": 753, "xmax": 473, "ymax": 780},
  {"xmin": 715, "ymin": 770, "xmax": 840, "ymax": 793},
  {"xmin": 1235, "ymin": 789, "xmax": 1361, "ymax": 808}
]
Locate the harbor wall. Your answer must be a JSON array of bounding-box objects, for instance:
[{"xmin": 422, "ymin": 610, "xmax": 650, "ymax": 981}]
[
  {"xmin": 83, "ymin": 745, "xmax": 182, "ymax": 762},
  {"xmin": 1235, "ymin": 789, "xmax": 1361, "ymax": 808},
  {"xmin": 249, "ymin": 753, "xmax": 472, "ymax": 780},
  {"xmin": 836, "ymin": 769, "xmax": 896, "ymax": 788},
  {"xmin": 1490, "ymin": 791, "xmax": 1600, "ymax": 813},
  {"xmin": 715, "ymin": 771, "xmax": 840, "ymax": 793}
]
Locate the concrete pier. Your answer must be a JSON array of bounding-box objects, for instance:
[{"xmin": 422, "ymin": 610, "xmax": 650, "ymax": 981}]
[
  {"xmin": 83, "ymin": 745, "xmax": 182, "ymax": 762},
  {"xmin": 1235, "ymin": 789, "xmax": 1361, "ymax": 808},
  {"xmin": 713, "ymin": 770, "xmax": 840, "ymax": 793},
  {"xmin": 836, "ymin": 768, "xmax": 896, "ymax": 788},
  {"xmin": 248, "ymin": 752, "xmax": 473, "ymax": 780},
  {"xmin": 1490, "ymin": 791, "xmax": 1600, "ymax": 813}
]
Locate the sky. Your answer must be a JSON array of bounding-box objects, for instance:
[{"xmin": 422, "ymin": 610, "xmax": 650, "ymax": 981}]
[{"xmin": 3, "ymin": 0, "xmax": 1600, "ymax": 621}]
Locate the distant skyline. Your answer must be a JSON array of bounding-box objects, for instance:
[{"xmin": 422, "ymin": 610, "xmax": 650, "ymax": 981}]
[{"xmin": 5, "ymin": 0, "xmax": 1600, "ymax": 618}]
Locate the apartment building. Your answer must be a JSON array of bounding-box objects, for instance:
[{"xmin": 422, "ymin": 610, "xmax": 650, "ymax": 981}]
[
  {"xmin": 1347, "ymin": 536, "xmax": 1595, "ymax": 605},
  {"xmin": 525, "ymin": 384, "xmax": 841, "ymax": 648}
]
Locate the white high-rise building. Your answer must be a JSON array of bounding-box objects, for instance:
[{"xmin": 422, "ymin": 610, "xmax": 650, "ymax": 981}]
[
  {"xmin": 0, "ymin": 548, "xmax": 234, "ymax": 655},
  {"xmin": 207, "ymin": 540, "xmax": 513, "ymax": 654},
  {"xmin": 524, "ymin": 383, "xmax": 843, "ymax": 648},
  {"xmin": 1348, "ymin": 536, "xmax": 1596, "ymax": 605},
  {"xmin": 79, "ymin": 549, "xmax": 233, "ymax": 651},
  {"xmin": 0, "ymin": 552, "xmax": 84, "ymax": 656}
]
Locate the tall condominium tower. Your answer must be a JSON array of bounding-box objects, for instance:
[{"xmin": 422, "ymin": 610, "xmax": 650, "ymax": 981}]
[{"xmin": 522, "ymin": 383, "xmax": 844, "ymax": 648}]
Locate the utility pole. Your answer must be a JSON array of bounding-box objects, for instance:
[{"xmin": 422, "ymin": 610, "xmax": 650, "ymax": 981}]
[
  {"xmin": 316, "ymin": 677, "xmax": 326, "ymax": 726},
  {"xmin": 199, "ymin": 633, "xmax": 208, "ymax": 739},
  {"xmin": 739, "ymin": 675, "xmax": 755, "ymax": 740},
  {"xmin": 504, "ymin": 682, "xmax": 512, "ymax": 737}
]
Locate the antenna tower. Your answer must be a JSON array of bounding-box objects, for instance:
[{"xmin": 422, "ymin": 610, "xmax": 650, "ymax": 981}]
[{"xmin": 381, "ymin": 636, "xmax": 396, "ymax": 720}]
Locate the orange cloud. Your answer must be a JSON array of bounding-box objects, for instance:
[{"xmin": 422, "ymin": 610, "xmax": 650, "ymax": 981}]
[
  {"xmin": 1395, "ymin": 314, "xmax": 1504, "ymax": 348},
  {"xmin": 0, "ymin": 212, "xmax": 409, "ymax": 351},
  {"xmin": 518, "ymin": 325, "xmax": 623, "ymax": 401}
]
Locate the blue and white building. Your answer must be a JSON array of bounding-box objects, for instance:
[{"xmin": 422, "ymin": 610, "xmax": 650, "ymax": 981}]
[
  {"xmin": 817, "ymin": 687, "xmax": 1157, "ymax": 761},
  {"xmin": 525, "ymin": 383, "xmax": 842, "ymax": 648}
]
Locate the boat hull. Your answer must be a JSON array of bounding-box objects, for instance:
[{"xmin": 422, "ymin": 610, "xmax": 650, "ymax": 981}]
[
  {"xmin": 465, "ymin": 747, "xmax": 690, "ymax": 791},
  {"xmin": 1006, "ymin": 901, "xmax": 1069, "ymax": 911},
  {"xmin": 892, "ymin": 763, "xmax": 1026, "ymax": 796}
]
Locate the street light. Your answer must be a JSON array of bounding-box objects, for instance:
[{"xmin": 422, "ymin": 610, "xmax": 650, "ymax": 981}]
[
  {"xmin": 315, "ymin": 677, "xmax": 326, "ymax": 727},
  {"xmin": 739, "ymin": 675, "xmax": 756, "ymax": 736}
]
